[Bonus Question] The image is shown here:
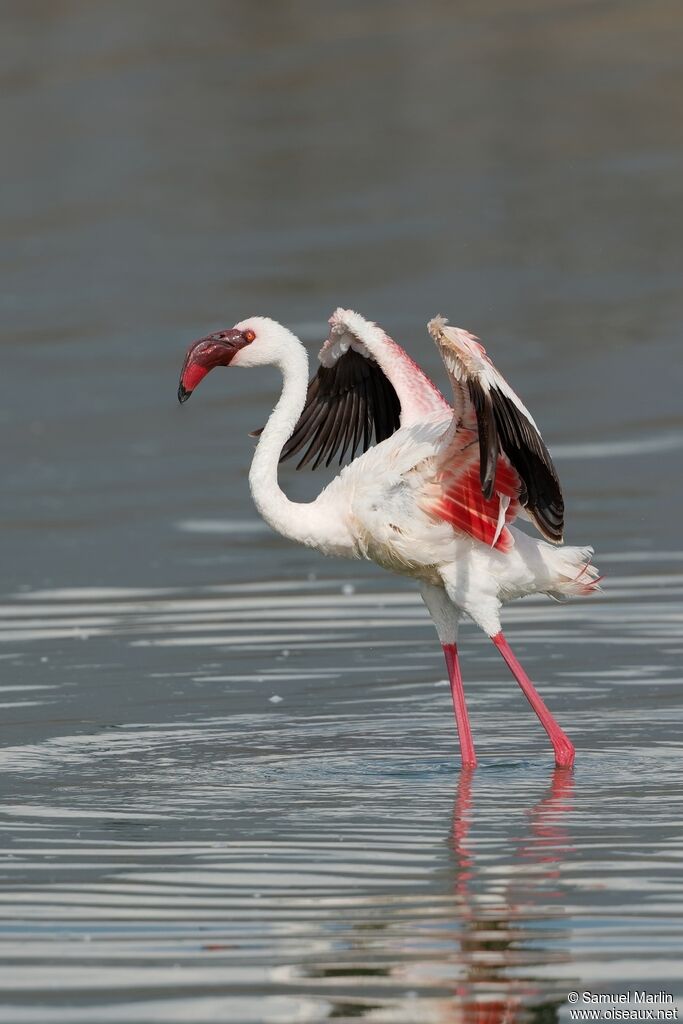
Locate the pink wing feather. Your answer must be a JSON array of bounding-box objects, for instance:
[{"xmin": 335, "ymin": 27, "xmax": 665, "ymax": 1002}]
[
  {"xmin": 426, "ymin": 432, "xmax": 522, "ymax": 552},
  {"xmin": 422, "ymin": 317, "xmax": 564, "ymax": 549},
  {"xmin": 321, "ymin": 308, "xmax": 451, "ymax": 426}
]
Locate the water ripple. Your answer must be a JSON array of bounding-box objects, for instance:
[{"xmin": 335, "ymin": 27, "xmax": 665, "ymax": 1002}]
[{"xmin": 0, "ymin": 560, "xmax": 681, "ymax": 1020}]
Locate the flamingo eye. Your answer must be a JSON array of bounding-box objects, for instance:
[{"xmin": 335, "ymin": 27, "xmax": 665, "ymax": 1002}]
[{"xmin": 243, "ymin": 329, "xmax": 256, "ymax": 343}]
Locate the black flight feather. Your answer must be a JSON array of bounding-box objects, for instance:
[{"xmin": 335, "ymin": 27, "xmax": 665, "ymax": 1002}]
[
  {"xmin": 467, "ymin": 378, "xmax": 498, "ymax": 500},
  {"xmin": 490, "ymin": 387, "xmax": 564, "ymax": 543},
  {"xmin": 271, "ymin": 347, "xmax": 401, "ymax": 470}
]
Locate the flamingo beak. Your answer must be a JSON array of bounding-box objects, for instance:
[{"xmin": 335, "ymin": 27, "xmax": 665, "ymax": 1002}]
[{"xmin": 177, "ymin": 329, "xmax": 246, "ymax": 403}]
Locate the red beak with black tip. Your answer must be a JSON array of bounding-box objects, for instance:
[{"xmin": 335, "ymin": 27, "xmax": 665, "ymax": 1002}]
[{"xmin": 177, "ymin": 329, "xmax": 250, "ymax": 403}]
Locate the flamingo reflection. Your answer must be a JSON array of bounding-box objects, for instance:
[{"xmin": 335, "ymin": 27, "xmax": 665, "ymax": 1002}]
[{"xmin": 449, "ymin": 768, "xmax": 577, "ymax": 1023}]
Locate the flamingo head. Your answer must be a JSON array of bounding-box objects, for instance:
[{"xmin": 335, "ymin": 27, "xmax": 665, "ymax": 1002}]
[{"xmin": 177, "ymin": 317, "xmax": 295, "ymax": 402}]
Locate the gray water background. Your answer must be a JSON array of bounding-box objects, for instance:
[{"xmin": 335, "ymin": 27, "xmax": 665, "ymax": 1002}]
[{"xmin": 2, "ymin": 2, "xmax": 683, "ymax": 1021}]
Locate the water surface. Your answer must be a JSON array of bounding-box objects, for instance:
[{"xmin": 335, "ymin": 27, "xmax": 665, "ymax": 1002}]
[{"xmin": 1, "ymin": 2, "xmax": 683, "ymax": 1021}]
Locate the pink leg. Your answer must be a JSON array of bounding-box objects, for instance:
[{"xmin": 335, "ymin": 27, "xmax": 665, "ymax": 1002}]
[
  {"xmin": 492, "ymin": 632, "xmax": 575, "ymax": 768},
  {"xmin": 442, "ymin": 643, "xmax": 477, "ymax": 768}
]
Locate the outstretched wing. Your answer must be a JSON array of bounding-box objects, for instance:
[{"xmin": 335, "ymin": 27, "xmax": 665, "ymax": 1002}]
[
  {"xmin": 423, "ymin": 316, "xmax": 564, "ymax": 549},
  {"xmin": 263, "ymin": 308, "xmax": 451, "ymax": 470}
]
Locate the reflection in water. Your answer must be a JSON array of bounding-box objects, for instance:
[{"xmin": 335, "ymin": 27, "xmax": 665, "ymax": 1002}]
[
  {"xmin": 448, "ymin": 770, "xmax": 576, "ymax": 1024},
  {"xmin": 293, "ymin": 771, "xmax": 578, "ymax": 1021}
]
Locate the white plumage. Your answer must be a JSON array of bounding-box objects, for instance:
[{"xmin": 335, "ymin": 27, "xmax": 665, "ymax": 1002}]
[{"xmin": 178, "ymin": 308, "xmax": 600, "ymax": 769}]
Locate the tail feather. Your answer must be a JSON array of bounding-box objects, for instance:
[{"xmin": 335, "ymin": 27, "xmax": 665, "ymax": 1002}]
[{"xmin": 546, "ymin": 545, "xmax": 602, "ymax": 602}]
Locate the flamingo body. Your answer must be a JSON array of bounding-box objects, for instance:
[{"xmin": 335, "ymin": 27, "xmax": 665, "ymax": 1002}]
[
  {"xmin": 178, "ymin": 309, "xmax": 600, "ymax": 768},
  {"xmin": 316, "ymin": 427, "xmax": 595, "ymax": 636}
]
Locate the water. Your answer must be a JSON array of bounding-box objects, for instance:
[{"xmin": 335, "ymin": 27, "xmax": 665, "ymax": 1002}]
[{"xmin": 2, "ymin": 2, "xmax": 683, "ymax": 1021}]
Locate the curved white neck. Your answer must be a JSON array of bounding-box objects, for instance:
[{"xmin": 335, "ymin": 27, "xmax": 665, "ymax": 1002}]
[{"xmin": 248, "ymin": 338, "xmax": 343, "ymax": 550}]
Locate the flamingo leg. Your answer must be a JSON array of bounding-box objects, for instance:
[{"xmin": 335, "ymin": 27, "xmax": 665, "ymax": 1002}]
[
  {"xmin": 419, "ymin": 584, "xmax": 477, "ymax": 769},
  {"xmin": 492, "ymin": 632, "xmax": 575, "ymax": 768},
  {"xmin": 442, "ymin": 643, "xmax": 477, "ymax": 768}
]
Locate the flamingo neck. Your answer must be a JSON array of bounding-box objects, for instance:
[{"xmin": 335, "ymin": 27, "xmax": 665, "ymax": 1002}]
[{"xmin": 248, "ymin": 339, "xmax": 339, "ymax": 550}]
